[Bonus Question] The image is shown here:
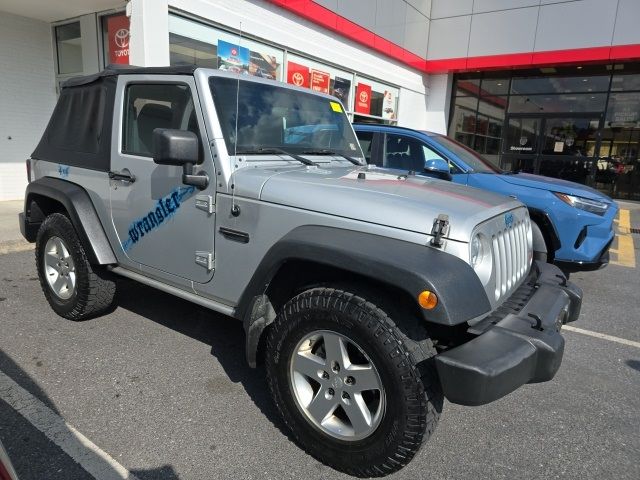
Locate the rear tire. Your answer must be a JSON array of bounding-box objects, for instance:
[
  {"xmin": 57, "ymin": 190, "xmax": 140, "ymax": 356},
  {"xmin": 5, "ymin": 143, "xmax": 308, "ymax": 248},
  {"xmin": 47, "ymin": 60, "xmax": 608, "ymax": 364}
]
[
  {"xmin": 36, "ymin": 213, "xmax": 116, "ymax": 320},
  {"xmin": 265, "ymin": 288, "xmax": 442, "ymax": 477}
]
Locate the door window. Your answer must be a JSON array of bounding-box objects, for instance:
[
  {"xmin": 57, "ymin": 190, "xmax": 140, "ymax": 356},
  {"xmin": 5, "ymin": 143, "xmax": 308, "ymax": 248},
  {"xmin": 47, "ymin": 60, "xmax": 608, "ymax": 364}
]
[
  {"xmin": 384, "ymin": 134, "xmax": 425, "ymax": 171},
  {"xmin": 122, "ymin": 83, "xmax": 202, "ymax": 158},
  {"xmin": 356, "ymin": 131, "xmax": 374, "ymax": 163}
]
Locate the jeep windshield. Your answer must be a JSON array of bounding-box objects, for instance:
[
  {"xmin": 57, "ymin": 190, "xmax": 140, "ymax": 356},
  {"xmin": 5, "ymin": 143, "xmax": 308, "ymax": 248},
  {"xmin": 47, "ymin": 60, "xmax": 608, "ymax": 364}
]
[{"xmin": 209, "ymin": 76, "xmax": 363, "ymax": 160}]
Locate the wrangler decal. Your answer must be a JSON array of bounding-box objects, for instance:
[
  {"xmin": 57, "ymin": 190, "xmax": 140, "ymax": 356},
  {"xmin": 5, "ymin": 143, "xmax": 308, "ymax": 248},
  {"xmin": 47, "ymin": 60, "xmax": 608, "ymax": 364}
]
[
  {"xmin": 58, "ymin": 165, "xmax": 70, "ymax": 178},
  {"xmin": 121, "ymin": 185, "xmax": 195, "ymax": 251}
]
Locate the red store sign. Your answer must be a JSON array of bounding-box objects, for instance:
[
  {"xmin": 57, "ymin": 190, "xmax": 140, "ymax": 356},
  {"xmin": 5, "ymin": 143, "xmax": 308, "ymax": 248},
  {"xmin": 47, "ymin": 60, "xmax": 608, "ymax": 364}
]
[
  {"xmin": 107, "ymin": 14, "xmax": 130, "ymax": 65},
  {"xmin": 287, "ymin": 62, "xmax": 310, "ymax": 88},
  {"xmin": 355, "ymin": 83, "xmax": 372, "ymax": 114}
]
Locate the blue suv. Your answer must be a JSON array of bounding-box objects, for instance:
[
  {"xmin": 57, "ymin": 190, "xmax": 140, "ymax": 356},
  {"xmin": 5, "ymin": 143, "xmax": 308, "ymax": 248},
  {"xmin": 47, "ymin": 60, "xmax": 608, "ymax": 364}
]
[{"xmin": 353, "ymin": 124, "xmax": 618, "ymax": 272}]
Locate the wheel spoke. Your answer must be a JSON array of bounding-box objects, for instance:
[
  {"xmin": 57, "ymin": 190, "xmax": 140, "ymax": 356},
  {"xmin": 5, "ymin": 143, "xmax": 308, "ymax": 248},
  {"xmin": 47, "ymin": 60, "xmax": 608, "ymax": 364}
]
[
  {"xmin": 348, "ymin": 365, "xmax": 380, "ymax": 392},
  {"xmin": 307, "ymin": 390, "xmax": 338, "ymax": 424},
  {"xmin": 292, "ymin": 352, "xmax": 326, "ymax": 380},
  {"xmin": 53, "ymin": 275, "xmax": 66, "ymax": 293},
  {"xmin": 322, "ymin": 332, "xmax": 350, "ymax": 367},
  {"xmin": 342, "ymin": 393, "xmax": 372, "ymax": 435},
  {"xmin": 45, "ymin": 253, "xmax": 59, "ymax": 268}
]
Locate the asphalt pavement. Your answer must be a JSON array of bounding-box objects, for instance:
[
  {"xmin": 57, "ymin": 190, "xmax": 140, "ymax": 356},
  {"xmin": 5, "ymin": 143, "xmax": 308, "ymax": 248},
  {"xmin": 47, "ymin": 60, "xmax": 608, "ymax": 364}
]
[{"xmin": 0, "ymin": 202, "xmax": 638, "ymax": 480}]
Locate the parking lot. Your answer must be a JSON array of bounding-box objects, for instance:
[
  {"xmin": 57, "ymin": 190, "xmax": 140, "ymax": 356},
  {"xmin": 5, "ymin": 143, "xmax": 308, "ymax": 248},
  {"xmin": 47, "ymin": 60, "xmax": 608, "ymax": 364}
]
[{"xmin": 0, "ymin": 201, "xmax": 639, "ymax": 480}]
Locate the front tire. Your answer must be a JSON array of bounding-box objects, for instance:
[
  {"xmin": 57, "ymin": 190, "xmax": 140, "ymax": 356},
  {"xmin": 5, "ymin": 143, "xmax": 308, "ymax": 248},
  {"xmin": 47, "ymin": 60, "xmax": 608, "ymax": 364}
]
[
  {"xmin": 265, "ymin": 288, "xmax": 442, "ymax": 477},
  {"xmin": 36, "ymin": 213, "xmax": 116, "ymax": 320}
]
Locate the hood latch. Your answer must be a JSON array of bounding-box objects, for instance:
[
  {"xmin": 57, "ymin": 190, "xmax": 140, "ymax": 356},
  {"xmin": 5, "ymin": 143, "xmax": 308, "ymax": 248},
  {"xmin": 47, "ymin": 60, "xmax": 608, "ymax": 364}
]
[{"xmin": 430, "ymin": 214, "xmax": 450, "ymax": 248}]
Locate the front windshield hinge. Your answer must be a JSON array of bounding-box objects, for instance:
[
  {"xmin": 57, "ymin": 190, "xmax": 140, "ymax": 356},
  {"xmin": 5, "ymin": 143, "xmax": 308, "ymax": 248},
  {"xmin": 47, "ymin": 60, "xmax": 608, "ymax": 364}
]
[{"xmin": 430, "ymin": 214, "xmax": 450, "ymax": 248}]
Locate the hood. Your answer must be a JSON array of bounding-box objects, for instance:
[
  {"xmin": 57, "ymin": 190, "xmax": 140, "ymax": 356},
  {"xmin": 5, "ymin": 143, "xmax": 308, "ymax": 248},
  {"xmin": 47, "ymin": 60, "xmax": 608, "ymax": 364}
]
[
  {"xmin": 240, "ymin": 166, "xmax": 522, "ymax": 242},
  {"xmin": 499, "ymin": 172, "xmax": 611, "ymax": 202}
]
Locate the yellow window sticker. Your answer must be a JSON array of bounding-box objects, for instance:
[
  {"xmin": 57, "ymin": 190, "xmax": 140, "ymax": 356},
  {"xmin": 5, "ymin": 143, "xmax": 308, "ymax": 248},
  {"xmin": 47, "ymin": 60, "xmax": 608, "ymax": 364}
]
[{"xmin": 330, "ymin": 101, "xmax": 343, "ymax": 113}]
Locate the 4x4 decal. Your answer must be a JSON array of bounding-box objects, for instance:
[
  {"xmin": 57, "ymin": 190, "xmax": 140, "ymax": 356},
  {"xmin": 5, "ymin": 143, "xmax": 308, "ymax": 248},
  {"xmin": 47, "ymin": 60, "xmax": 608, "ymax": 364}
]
[{"xmin": 121, "ymin": 185, "xmax": 195, "ymax": 251}]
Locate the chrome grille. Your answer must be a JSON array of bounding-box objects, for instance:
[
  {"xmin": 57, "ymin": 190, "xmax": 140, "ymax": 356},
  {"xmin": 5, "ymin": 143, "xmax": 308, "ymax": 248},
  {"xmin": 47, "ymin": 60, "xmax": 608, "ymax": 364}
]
[{"xmin": 491, "ymin": 216, "xmax": 532, "ymax": 302}]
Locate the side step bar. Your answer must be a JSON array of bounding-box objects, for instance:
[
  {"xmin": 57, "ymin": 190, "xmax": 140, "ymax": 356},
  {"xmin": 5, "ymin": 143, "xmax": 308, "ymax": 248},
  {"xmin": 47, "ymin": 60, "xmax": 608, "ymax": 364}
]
[{"xmin": 108, "ymin": 266, "xmax": 235, "ymax": 317}]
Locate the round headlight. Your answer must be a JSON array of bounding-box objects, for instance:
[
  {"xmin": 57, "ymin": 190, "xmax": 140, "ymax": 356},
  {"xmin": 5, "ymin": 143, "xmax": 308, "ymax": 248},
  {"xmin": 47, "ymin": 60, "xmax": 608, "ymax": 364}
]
[
  {"xmin": 470, "ymin": 233, "xmax": 493, "ymax": 286},
  {"xmin": 471, "ymin": 235, "xmax": 483, "ymax": 267}
]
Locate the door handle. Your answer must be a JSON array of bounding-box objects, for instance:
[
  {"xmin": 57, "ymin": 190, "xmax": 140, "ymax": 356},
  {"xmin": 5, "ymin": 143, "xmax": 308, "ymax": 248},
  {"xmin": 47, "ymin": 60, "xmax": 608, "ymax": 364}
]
[{"xmin": 109, "ymin": 170, "xmax": 136, "ymax": 183}]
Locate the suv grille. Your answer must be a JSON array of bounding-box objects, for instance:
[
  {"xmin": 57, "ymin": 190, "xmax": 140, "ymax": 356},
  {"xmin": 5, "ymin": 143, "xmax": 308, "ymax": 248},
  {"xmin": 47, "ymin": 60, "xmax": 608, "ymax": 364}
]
[{"xmin": 492, "ymin": 216, "xmax": 531, "ymax": 301}]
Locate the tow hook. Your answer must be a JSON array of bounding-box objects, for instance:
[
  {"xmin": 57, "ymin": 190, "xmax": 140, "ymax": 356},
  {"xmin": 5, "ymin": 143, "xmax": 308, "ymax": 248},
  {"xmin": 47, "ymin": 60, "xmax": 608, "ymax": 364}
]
[{"xmin": 528, "ymin": 313, "xmax": 544, "ymax": 331}]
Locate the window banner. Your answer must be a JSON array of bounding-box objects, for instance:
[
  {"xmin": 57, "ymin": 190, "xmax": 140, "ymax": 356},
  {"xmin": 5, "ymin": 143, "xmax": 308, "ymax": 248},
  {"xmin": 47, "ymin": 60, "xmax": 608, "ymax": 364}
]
[
  {"xmin": 217, "ymin": 40, "xmax": 250, "ymax": 74},
  {"xmin": 107, "ymin": 14, "xmax": 130, "ymax": 65},
  {"xmin": 355, "ymin": 83, "xmax": 372, "ymax": 114},
  {"xmin": 287, "ymin": 62, "xmax": 310, "ymax": 88},
  {"xmin": 310, "ymin": 69, "xmax": 330, "ymax": 94},
  {"xmin": 382, "ymin": 90, "xmax": 396, "ymax": 119},
  {"xmin": 332, "ymin": 76, "xmax": 351, "ymax": 107}
]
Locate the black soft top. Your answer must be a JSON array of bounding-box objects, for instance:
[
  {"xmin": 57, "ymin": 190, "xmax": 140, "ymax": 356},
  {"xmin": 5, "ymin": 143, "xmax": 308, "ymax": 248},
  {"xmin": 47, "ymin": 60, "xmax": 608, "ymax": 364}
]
[
  {"xmin": 62, "ymin": 64, "xmax": 198, "ymax": 88},
  {"xmin": 33, "ymin": 65, "xmax": 198, "ymax": 170}
]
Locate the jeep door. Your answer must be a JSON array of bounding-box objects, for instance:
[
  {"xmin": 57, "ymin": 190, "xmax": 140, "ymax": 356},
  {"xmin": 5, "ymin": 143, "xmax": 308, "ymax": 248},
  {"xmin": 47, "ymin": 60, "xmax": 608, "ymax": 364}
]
[{"xmin": 108, "ymin": 76, "xmax": 216, "ymax": 284}]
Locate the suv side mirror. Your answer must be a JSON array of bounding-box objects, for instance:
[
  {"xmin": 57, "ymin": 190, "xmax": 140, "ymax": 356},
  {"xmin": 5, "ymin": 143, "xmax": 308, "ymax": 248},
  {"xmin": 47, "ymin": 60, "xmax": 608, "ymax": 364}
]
[
  {"xmin": 424, "ymin": 158, "xmax": 452, "ymax": 181},
  {"xmin": 153, "ymin": 128, "xmax": 209, "ymax": 189}
]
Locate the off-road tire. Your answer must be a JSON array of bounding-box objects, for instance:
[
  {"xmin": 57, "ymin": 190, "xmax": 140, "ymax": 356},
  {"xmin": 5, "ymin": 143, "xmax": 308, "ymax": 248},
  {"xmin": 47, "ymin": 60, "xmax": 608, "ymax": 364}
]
[
  {"xmin": 265, "ymin": 288, "xmax": 442, "ymax": 477},
  {"xmin": 36, "ymin": 213, "xmax": 116, "ymax": 320}
]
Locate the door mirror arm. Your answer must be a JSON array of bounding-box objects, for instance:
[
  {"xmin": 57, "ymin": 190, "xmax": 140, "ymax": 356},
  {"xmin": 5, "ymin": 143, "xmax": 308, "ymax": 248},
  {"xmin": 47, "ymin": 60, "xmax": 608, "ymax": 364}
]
[{"xmin": 182, "ymin": 162, "xmax": 209, "ymax": 189}]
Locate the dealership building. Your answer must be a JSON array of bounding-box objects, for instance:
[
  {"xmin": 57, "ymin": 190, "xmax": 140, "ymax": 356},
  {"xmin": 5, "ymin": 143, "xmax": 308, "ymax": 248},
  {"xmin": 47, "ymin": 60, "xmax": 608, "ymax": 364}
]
[{"xmin": 1, "ymin": 0, "xmax": 639, "ymax": 200}]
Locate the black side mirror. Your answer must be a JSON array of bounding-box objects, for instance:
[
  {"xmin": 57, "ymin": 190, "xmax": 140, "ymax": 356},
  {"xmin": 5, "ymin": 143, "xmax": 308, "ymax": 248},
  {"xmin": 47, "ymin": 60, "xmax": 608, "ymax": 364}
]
[
  {"xmin": 153, "ymin": 128, "xmax": 208, "ymax": 189},
  {"xmin": 424, "ymin": 158, "xmax": 453, "ymax": 181}
]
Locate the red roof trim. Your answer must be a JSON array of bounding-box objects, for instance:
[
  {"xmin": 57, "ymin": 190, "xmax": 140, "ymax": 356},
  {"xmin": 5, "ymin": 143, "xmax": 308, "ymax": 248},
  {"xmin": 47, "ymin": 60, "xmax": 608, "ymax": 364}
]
[{"xmin": 266, "ymin": 1, "xmax": 640, "ymax": 73}]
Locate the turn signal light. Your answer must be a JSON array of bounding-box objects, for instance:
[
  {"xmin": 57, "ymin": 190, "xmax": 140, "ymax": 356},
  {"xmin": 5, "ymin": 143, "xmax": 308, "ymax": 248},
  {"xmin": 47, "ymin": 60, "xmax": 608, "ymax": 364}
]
[{"xmin": 418, "ymin": 290, "xmax": 438, "ymax": 310}]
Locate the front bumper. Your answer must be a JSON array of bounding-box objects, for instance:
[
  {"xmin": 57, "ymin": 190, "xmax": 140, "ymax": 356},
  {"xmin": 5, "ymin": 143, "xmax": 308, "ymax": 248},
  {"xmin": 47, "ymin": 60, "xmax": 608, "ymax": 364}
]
[{"xmin": 434, "ymin": 261, "xmax": 582, "ymax": 406}]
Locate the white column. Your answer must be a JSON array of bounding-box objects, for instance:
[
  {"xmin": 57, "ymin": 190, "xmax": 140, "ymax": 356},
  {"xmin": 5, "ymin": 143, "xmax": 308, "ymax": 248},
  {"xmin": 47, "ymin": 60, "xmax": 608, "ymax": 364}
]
[
  {"xmin": 128, "ymin": 0, "xmax": 170, "ymax": 67},
  {"xmin": 424, "ymin": 73, "xmax": 453, "ymax": 134}
]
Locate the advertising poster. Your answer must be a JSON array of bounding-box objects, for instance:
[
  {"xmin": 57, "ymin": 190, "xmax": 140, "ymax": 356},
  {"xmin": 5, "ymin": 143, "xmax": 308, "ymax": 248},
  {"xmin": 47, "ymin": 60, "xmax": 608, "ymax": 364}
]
[
  {"xmin": 217, "ymin": 40, "xmax": 250, "ymax": 74},
  {"xmin": 355, "ymin": 83, "xmax": 372, "ymax": 114},
  {"xmin": 332, "ymin": 76, "xmax": 351, "ymax": 106},
  {"xmin": 287, "ymin": 62, "xmax": 310, "ymax": 88},
  {"xmin": 249, "ymin": 51, "xmax": 279, "ymax": 80},
  {"xmin": 107, "ymin": 14, "xmax": 130, "ymax": 65},
  {"xmin": 382, "ymin": 90, "xmax": 396, "ymax": 120},
  {"xmin": 310, "ymin": 69, "xmax": 330, "ymax": 94}
]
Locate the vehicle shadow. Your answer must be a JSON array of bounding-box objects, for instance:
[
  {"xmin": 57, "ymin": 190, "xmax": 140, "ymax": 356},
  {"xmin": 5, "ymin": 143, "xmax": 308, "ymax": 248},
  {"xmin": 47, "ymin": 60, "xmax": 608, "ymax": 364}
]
[
  {"xmin": 625, "ymin": 359, "xmax": 640, "ymax": 372},
  {"xmin": 113, "ymin": 277, "xmax": 288, "ymax": 437},
  {"xmin": 0, "ymin": 349, "xmax": 179, "ymax": 480}
]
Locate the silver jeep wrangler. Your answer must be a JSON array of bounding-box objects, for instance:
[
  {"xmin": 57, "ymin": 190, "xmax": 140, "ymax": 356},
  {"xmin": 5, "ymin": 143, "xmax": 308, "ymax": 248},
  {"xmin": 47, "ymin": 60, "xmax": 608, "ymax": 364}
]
[{"xmin": 20, "ymin": 66, "xmax": 582, "ymax": 477}]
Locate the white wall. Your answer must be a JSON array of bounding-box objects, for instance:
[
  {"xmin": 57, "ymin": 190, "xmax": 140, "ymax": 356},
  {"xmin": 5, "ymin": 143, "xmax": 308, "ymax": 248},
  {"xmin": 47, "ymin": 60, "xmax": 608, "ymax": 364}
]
[
  {"xmin": 0, "ymin": 11, "xmax": 57, "ymax": 200},
  {"xmin": 129, "ymin": 0, "xmax": 430, "ymax": 126},
  {"xmin": 423, "ymin": 73, "xmax": 452, "ymax": 134}
]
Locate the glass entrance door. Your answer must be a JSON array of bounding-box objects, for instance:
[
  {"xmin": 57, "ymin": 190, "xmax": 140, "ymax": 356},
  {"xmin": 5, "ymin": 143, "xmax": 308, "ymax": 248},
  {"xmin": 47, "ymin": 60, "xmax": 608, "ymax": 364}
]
[{"xmin": 502, "ymin": 115, "xmax": 601, "ymax": 185}]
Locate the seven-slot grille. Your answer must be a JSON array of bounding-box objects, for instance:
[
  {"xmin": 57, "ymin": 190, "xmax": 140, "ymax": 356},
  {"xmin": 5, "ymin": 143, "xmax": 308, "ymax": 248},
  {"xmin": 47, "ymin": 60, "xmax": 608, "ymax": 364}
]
[{"xmin": 492, "ymin": 215, "xmax": 532, "ymax": 302}]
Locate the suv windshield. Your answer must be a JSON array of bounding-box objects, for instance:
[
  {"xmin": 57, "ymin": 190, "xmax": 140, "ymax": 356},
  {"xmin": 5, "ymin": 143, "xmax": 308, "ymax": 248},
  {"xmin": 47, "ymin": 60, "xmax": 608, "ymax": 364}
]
[
  {"xmin": 429, "ymin": 134, "xmax": 502, "ymax": 173},
  {"xmin": 210, "ymin": 76, "xmax": 363, "ymax": 159}
]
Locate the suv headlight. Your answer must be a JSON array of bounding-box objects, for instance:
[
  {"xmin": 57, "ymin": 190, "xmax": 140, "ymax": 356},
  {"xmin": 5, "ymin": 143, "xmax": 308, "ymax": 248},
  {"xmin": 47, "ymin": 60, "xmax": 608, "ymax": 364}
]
[
  {"xmin": 470, "ymin": 233, "xmax": 492, "ymax": 285},
  {"xmin": 554, "ymin": 192, "xmax": 609, "ymax": 215}
]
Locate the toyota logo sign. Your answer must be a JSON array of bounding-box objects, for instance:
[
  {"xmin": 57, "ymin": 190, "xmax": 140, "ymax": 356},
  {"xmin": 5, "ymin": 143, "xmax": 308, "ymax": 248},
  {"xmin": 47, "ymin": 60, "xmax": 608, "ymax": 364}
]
[
  {"xmin": 114, "ymin": 28, "xmax": 129, "ymax": 49},
  {"xmin": 292, "ymin": 72, "xmax": 305, "ymax": 86}
]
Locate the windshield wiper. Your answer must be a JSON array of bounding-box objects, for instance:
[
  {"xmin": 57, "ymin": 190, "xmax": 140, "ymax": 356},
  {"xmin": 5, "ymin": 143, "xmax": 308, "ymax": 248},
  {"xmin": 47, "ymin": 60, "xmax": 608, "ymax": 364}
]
[
  {"xmin": 235, "ymin": 147, "xmax": 318, "ymax": 166},
  {"xmin": 301, "ymin": 149, "xmax": 363, "ymax": 166}
]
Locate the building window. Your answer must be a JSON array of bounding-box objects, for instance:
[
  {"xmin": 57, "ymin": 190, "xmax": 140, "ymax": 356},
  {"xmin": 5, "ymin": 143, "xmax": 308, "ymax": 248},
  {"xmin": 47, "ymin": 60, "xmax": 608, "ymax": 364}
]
[
  {"xmin": 55, "ymin": 22, "xmax": 83, "ymax": 74},
  {"xmin": 168, "ymin": 14, "xmax": 283, "ymax": 81},
  {"xmin": 167, "ymin": 13, "xmax": 399, "ymax": 124}
]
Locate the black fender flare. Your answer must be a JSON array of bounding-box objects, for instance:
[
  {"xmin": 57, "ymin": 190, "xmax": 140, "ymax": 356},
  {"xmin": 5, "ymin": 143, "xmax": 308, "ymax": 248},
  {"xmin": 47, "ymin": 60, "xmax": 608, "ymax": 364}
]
[
  {"xmin": 528, "ymin": 207, "xmax": 561, "ymax": 260},
  {"xmin": 22, "ymin": 177, "xmax": 117, "ymax": 265},
  {"xmin": 239, "ymin": 226, "xmax": 491, "ymax": 365}
]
